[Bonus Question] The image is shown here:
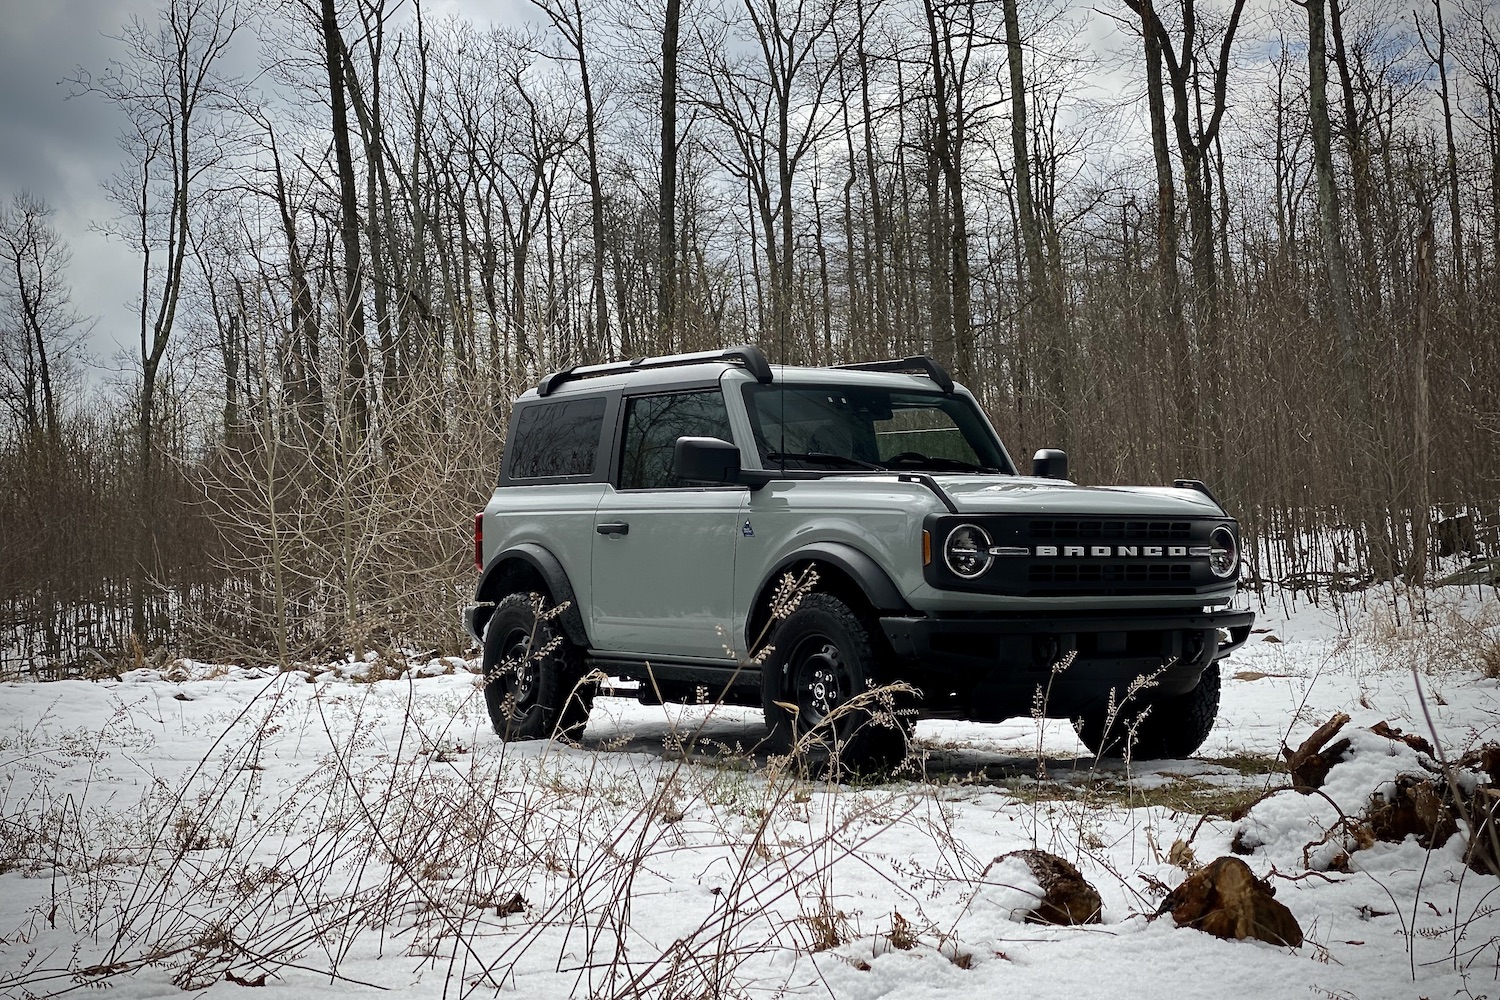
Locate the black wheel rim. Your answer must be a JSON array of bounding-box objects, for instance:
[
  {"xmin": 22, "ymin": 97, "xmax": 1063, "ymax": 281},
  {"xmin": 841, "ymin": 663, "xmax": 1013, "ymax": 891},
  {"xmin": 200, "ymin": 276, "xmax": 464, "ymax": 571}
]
[
  {"xmin": 498, "ymin": 625, "xmax": 539, "ymax": 709},
  {"xmin": 788, "ymin": 633, "xmax": 849, "ymax": 731}
]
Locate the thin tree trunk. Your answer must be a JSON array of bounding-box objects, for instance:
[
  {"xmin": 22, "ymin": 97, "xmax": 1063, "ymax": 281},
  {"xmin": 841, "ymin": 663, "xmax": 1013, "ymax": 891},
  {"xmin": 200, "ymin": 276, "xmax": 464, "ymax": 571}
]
[
  {"xmin": 1418, "ymin": 0, "xmax": 1465, "ymax": 289},
  {"xmin": 1329, "ymin": 0, "xmax": 1378, "ymax": 307},
  {"xmin": 321, "ymin": 0, "xmax": 368, "ymax": 438},
  {"xmin": 1003, "ymin": 0, "xmax": 1064, "ymax": 444},
  {"xmin": 856, "ymin": 0, "xmax": 890, "ymax": 351},
  {"xmin": 1410, "ymin": 202, "xmax": 1433, "ymax": 582},
  {"xmin": 1141, "ymin": 0, "xmax": 1192, "ymax": 460},
  {"xmin": 1308, "ymin": 0, "xmax": 1377, "ymax": 568},
  {"xmin": 660, "ymin": 0, "xmax": 680, "ymax": 342}
]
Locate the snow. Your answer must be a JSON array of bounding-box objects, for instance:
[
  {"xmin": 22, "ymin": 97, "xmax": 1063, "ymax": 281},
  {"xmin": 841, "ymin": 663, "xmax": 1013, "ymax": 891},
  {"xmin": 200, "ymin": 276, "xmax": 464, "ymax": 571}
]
[{"xmin": 2, "ymin": 584, "xmax": 1498, "ymax": 999}]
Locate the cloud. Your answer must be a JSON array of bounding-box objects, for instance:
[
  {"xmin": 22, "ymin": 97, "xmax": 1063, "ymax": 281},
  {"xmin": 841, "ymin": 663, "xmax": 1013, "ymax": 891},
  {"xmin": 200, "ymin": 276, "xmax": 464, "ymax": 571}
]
[{"xmin": 0, "ymin": 0, "xmax": 154, "ymax": 370}]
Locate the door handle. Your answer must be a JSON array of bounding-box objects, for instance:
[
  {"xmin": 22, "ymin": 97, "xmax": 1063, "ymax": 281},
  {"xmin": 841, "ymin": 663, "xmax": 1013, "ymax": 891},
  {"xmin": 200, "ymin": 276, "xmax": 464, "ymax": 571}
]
[{"xmin": 596, "ymin": 522, "xmax": 629, "ymax": 536}]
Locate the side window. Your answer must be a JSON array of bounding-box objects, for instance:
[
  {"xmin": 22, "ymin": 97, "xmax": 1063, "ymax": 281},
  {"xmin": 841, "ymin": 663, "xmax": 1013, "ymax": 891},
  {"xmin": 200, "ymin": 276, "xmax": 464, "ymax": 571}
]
[
  {"xmin": 619, "ymin": 390, "xmax": 734, "ymax": 490},
  {"xmin": 507, "ymin": 396, "xmax": 606, "ymax": 479}
]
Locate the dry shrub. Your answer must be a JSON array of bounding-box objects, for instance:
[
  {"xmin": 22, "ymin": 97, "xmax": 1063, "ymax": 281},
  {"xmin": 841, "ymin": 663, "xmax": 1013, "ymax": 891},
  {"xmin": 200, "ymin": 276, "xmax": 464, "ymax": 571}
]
[
  {"xmin": 0, "ymin": 672, "xmax": 944, "ymax": 1000},
  {"xmin": 1355, "ymin": 597, "xmax": 1500, "ymax": 678},
  {"xmin": 1479, "ymin": 631, "xmax": 1500, "ymax": 680}
]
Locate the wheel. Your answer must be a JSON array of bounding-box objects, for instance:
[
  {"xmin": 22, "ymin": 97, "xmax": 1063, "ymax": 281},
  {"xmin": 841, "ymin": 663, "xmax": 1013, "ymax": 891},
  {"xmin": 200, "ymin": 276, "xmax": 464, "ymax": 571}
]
[
  {"xmin": 761, "ymin": 593, "xmax": 914, "ymax": 775},
  {"xmin": 481, "ymin": 592, "xmax": 595, "ymax": 741},
  {"xmin": 1073, "ymin": 663, "xmax": 1221, "ymax": 759}
]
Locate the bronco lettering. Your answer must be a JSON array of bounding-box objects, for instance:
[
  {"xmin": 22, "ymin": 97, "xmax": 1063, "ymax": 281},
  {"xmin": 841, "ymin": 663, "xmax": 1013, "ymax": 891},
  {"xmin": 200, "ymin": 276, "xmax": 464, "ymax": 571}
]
[{"xmin": 1038, "ymin": 544, "xmax": 1188, "ymax": 558}]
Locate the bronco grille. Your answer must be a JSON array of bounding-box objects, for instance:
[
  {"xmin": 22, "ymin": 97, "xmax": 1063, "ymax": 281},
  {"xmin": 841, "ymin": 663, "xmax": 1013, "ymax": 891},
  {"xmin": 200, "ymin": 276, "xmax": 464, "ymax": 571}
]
[
  {"xmin": 1029, "ymin": 519, "xmax": 1192, "ymax": 542},
  {"xmin": 1029, "ymin": 563, "xmax": 1193, "ymax": 585},
  {"xmin": 927, "ymin": 513, "xmax": 1228, "ymax": 597}
]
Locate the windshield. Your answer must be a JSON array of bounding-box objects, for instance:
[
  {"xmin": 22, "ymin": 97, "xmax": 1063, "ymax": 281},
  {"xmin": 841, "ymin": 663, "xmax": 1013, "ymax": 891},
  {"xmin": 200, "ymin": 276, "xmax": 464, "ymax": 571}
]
[{"xmin": 741, "ymin": 384, "xmax": 1013, "ymax": 474}]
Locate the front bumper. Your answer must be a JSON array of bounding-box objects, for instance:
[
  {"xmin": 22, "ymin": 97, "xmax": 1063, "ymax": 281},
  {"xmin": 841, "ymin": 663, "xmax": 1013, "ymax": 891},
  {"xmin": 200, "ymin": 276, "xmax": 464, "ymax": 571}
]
[{"xmin": 879, "ymin": 607, "xmax": 1255, "ymax": 718}]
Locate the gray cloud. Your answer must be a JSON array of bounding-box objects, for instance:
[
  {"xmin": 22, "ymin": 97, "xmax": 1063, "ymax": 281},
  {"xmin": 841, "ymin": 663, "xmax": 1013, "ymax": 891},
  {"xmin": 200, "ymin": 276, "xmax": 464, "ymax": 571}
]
[
  {"xmin": 0, "ymin": 0, "xmax": 528, "ymax": 377},
  {"xmin": 0, "ymin": 0, "xmax": 155, "ymax": 371}
]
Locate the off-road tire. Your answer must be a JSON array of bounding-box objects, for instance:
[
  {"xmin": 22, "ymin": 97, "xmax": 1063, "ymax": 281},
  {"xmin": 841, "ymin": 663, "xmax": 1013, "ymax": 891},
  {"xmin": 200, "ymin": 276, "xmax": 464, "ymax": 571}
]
[
  {"xmin": 481, "ymin": 592, "xmax": 595, "ymax": 742},
  {"xmin": 1073, "ymin": 663, "xmax": 1221, "ymax": 760},
  {"xmin": 761, "ymin": 592, "xmax": 914, "ymax": 776}
]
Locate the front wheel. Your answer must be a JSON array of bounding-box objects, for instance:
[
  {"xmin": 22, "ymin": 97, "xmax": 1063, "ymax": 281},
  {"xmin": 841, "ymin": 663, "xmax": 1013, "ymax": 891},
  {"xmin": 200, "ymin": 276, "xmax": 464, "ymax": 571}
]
[
  {"xmin": 1073, "ymin": 663, "xmax": 1221, "ymax": 760},
  {"xmin": 481, "ymin": 592, "xmax": 594, "ymax": 742},
  {"xmin": 761, "ymin": 593, "xmax": 914, "ymax": 774}
]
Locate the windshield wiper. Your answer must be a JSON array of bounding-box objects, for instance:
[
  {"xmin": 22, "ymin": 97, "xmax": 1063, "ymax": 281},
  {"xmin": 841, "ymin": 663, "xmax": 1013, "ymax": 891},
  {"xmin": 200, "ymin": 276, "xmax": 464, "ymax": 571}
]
[{"xmin": 765, "ymin": 451, "xmax": 885, "ymax": 471}]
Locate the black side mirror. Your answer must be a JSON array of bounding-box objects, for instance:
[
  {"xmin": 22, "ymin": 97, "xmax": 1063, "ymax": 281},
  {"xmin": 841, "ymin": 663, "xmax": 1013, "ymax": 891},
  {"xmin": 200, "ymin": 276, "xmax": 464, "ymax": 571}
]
[
  {"xmin": 674, "ymin": 436, "xmax": 742, "ymax": 485},
  {"xmin": 1031, "ymin": 448, "xmax": 1069, "ymax": 480}
]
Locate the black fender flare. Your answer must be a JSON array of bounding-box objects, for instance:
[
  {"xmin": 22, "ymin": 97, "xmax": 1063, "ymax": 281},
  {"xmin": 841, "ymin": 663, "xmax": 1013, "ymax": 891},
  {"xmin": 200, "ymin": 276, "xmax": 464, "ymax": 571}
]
[
  {"xmin": 474, "ymin": 542, "xmax": 591, "ymax": 647},
  {"xmin": 749, "ymin": 541, "xmax": 912, "ymax": 648}
]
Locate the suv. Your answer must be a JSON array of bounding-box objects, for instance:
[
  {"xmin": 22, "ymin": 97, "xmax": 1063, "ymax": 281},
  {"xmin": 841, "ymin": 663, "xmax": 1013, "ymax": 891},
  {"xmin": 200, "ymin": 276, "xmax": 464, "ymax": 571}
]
[{"xmin": 465, "ymin": 346, "xmax": 1254, "ymax": 767}]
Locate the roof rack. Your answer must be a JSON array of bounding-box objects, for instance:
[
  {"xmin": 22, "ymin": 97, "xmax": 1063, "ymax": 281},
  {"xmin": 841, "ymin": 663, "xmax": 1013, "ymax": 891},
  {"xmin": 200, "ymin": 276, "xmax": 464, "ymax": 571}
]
[
  {"xmin": 536, "ymin": 344, "xmax": 773, "ymax": 396},
  {"xmin": 834, "ymin": 355, "xmax": 955, "ymax": 394}
]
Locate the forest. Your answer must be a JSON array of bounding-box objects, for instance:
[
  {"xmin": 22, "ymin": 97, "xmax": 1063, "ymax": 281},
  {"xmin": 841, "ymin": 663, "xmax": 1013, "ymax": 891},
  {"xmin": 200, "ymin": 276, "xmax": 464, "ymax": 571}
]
[{"xmin": 1, "ymin": 0, "xmax": 1496, "ymax": 671}]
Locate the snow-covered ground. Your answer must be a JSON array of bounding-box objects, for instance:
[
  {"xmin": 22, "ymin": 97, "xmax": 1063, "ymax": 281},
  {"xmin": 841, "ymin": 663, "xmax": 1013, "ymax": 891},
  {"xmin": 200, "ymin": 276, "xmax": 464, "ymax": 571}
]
[{"xmin": 2, "ymin": 584, "xmax": 1498, "ymax": 999}]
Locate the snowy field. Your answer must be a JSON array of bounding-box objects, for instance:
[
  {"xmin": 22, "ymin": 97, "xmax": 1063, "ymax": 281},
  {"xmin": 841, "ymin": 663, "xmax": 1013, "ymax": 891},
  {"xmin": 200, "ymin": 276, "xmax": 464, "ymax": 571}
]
[{"xmin": 2, "ymin": 585, "xmax": 1498, "ymax": 999}]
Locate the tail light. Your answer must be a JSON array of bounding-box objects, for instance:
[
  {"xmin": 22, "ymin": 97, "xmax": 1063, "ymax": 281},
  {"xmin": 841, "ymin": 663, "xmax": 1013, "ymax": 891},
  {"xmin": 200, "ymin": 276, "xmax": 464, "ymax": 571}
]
[{"xmin": 473, "ymin": 512, "xmax": 484, "ymax": 571}]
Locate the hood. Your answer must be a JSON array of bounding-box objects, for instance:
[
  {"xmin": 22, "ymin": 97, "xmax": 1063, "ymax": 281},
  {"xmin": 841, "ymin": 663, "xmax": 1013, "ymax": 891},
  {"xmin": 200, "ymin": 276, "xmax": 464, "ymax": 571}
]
[{"xmin": 929, "ymin": 475, "xmax": 1228, "ymax": 517}]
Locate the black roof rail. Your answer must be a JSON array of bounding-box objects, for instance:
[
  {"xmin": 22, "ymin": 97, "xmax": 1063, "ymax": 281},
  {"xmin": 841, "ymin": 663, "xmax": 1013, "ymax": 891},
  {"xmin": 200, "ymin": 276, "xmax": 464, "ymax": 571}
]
[
  {"xmin": 835, "ymin": 355, "xmax": 955, "ymax": 394},
  {"xmin": 536, "ymin": 344, "xmax": 773, "ymax": 396}
]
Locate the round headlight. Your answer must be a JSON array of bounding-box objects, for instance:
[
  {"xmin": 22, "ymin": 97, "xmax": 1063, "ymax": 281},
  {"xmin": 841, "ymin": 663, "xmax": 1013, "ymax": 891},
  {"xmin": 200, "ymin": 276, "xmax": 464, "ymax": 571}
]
[
  {"xmin": 1209, "ymin": 525, "xmax": 1239, "ymax": 579},
  {"xmin": 944, "ymin": 523, "xmax": 994, "ymax": 579}
]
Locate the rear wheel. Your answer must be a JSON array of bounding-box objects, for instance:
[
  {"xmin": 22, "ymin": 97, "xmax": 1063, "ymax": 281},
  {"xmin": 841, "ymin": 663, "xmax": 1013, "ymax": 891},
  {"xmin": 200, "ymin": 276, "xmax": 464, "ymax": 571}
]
[
  {"xmin": 481, "ymin": 592, "xmax": 594, "ymax": 741},
  {"xmin": 1073, "ymin": 663, "xmax": 1221, "ymax": 760},
  {"xmin": 761, "ymin": 593, "xmax": 914, "ymax": 775}
]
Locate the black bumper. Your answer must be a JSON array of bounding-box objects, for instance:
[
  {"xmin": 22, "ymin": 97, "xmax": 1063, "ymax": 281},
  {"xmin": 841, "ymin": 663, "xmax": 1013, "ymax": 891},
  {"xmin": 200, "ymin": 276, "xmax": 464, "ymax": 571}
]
[{"xmin": 878, "ymin": 607, "xmax": 1255, "ymax": 718}]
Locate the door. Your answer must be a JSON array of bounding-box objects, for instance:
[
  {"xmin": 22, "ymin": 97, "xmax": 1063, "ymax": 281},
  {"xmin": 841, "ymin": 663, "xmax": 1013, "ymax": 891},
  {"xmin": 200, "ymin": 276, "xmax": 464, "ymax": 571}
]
[{"xmin": 591, "ymin": 388, "xmax": 747, "ymax": 657}]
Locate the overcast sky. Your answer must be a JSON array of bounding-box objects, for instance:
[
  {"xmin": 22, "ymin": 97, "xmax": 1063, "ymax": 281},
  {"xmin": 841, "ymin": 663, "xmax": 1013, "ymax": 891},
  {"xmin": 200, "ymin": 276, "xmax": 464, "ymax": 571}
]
[
  {"xmin": 0, "ymin": 0, "xmax": 1142, "ymax": 377},
  {"xmin": 0, "ymin": 0, "xmax": 513, "ymax": 375},
  {"xmin": 0, "ymin": 0, "xmax": 153, "ymax": 370}
]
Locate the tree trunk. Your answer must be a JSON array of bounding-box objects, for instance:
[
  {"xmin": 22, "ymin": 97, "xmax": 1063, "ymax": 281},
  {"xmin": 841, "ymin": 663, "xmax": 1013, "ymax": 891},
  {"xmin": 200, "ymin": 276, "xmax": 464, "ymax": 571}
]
[
  {"xmin": 660, "ymin": 0, "xmax": 680, "ymax": 342},
  {"xmin": 577, "ymin": 0, "xmax": 610, "ymax": 355},
  {"xmin": 923, "ymin": 0, "xmax": 974, "ymax": 382},
  {"xmin": 1141, "ymin": 0, "xmax": 1192, "ymax": 460},
  {"xmin": 1419, "ymin": 0, "xmax": 1465, "ymax": 289},
  {"xmin": 1410, "ymin": 202, "xmax": 1433, "ymax": 582},
  {"xmin": 856, "ymin": 0, "xmax": 890, "ymax": 352},
  {"xmin": 321, "ymin": 0, "xmax": 368, "ymax": 438},
  {"xmin": 1307, "ymin": 0, "xmax": 1376, "ymax": 567},
  {"xmin": 1329, "ymin": 0, "xmax": 1378, "ymax": 308},
  {"xmin": 1003, "ymin": 0, "xmax": 1064, "ymax": 445}
]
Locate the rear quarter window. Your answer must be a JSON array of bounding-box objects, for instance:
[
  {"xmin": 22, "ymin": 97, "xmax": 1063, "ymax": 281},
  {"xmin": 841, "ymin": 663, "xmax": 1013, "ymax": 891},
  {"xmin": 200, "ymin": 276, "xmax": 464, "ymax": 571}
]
[{"xmin": 505, "ymin": 396, "xmax": 607, "ymax": 480}]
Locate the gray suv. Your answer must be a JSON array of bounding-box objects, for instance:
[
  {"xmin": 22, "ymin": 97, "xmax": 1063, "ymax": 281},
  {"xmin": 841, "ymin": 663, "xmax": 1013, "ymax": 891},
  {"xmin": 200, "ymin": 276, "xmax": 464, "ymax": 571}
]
[{"xmin": 465, "ymin": 346, "xmax": 1253, "ymax": 767}]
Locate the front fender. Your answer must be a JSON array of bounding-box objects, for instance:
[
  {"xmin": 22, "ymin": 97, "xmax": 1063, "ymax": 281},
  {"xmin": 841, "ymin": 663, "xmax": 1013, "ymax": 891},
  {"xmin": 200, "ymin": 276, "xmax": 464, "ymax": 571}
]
[
  {"xmin": 747, "ymin": 541, "xmax": 913, "ymax": 650},
  {"xmin": 765, "ymin": 541, "xmax": 910, "ymax": 610}
]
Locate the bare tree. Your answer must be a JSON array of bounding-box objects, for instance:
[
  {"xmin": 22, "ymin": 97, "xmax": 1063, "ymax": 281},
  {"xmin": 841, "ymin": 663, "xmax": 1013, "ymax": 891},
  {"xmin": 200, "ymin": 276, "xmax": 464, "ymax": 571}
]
[
  {"xmin": 0, "ymin": 194, "xmax": 89, "ymax": 441},
  {"xmin": 318, "ymin": 0, "xmax": 370, "ymax": 436},
  {"xmin": 1125, "ymin": 0, "xmax": 1245, "ymax": 332},
  {"xmin": 690, "ymin": 0, "xmax": 847, "ymax": 357},
  {"xmin": 662, "ymin": 0, "xmax": 684, "ymax": 340},
  {"xmin": 923, "ymin": 0, "xmax": 996, "ymax": 382},
  {"xmin": 75, "ymin": 0, "xmax": 245, "ymax": 641},
  {"xmin": 532, "ymin": 0, "xmax": 613, "ymax": 356},
  {"xmin": 1414, "ymin": 0, "xmax": 1465, "ymax": 289}
]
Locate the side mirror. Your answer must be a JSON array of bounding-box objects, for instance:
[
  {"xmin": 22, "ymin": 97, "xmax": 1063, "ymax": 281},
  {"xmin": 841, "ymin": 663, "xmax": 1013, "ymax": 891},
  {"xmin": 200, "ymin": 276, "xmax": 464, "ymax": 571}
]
[
  {"xmin": 674, "ymin": 436, "xmax": 742, "ymax": 485},
  {"xmin": 1031, "ymin": 448, "xmax": 1069, "ymax": 480}
]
